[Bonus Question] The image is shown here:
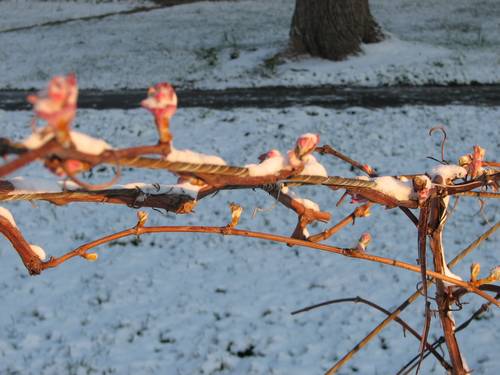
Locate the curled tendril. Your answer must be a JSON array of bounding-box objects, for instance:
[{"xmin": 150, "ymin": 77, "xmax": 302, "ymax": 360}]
[
  {"xmin": 62, "ymin": 150, "xmax": 122, "ymax": 191},
  {"xmin": 428, "ymin": 126, "xmax": 448, "ymax": 163}
]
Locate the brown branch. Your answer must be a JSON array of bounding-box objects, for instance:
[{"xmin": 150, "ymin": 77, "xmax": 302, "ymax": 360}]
[
  {"xmin": 428, "ymin": 126, "xmax": 447, "ymax": 162},
  {"xmin": 325, "ymin": 221, "xmax": 499, "ymax": 374},
  {"xmin": 428, "ymin": 196, "xmax": 467, "ymax": 374},
  {"xmin": 308, "ymin": 203, "xmax": 371, "ymax": 243},
  {"xmin": 35, "ymin": 224, "xmax": 499, "ymax": 306},
  {"xmin": 0, "ymin": 182, "xmax": 196, "ymax": 214},
  {"xmin": 455, "ymin": 191, "xmax": 500, "ymax": 199},
  {"xmin": 291, "ymin": 296, "xmax": 452, "ymax": 372},
  {"xmin": 316, "ymin": 145, "xmax": 376, "ymax": 177},
  {"xmin": 0, "ymin": 139, "xmax": 59, "ymax": 177},
  {"xmin": 0, "ymin": 216, "xmax": 44, "ymax": 274},
  {"xmin": 416, "ymin": 200, "xmax": 431, "ymax": 372},
  {"xmin": 444, "ymin": 172, "xmax": 499, "ymax": 195},
  {"xmin": 315, "ymin": 144, "xmax": 419, "ymax": 225},
  {"xmin": 398, "ymin": 288, "xmax": 500, "ymax": 375},
  {"xmin": 262, "ymin": 184, "xmax": 331, "ymax": 223}
]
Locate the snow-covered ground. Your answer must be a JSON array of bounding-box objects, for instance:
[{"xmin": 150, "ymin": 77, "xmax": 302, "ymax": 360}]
[
  {"xmin": 0, "ymin": 1, "xmax": 498, "ymax": 374},
  {"xmin": 0, "ymin": 105, "xmax": 498, "ymax": 374},
  {"xmin": 0, "ymin": 0, "xmax": 499, "ymax": 89}
]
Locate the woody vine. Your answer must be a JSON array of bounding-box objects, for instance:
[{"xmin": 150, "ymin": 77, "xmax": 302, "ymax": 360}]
[{"xmin": 0, "ymin": 75, "xmax": 498, "ymax": 374}]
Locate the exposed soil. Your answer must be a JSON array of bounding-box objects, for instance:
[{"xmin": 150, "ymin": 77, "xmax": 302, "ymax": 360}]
[{"xmin": 1, "ymin": 85, "xmax": 500, "ymax": 111}]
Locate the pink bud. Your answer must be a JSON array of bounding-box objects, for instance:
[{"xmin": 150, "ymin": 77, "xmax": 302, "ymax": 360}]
[
  {"xmin": 362, "ymin": 164, "xmax": 374, "ymax": 176},
  {"xmin": 470, "ymin": 145, "xmax": 485, "ymax": 178},
  {"xmin": 295, "ymin": 133, "xmax": 320, "ymax": 158},
  {"xmin": 356, "ymin": 232, "xmax": 372, "ymax": 251},
  {"xmin": 65, "ymin": 159, "xmax": 85, "ymax": 174},
  {"xmin": 258, "ymin": 149, "xmax": 281, "ymax": 162},
  {"xmin": 141, "ymin": 83, "xmax": 178, "ymax": 121},
  {"xmin": 350, "ymin": 193, "xmax": 369, "ymax": 204},
  {"xmin": 27, "ymin": 74, "xmax": 78, "ymax": 129},
  {"xmin": 287, "ymin": 150, "xmax": 301, "ymax": 168}
]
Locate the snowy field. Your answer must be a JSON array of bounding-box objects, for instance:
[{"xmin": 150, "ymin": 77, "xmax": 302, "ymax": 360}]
[
  {"xmin": 0, "ymin": 105, "xmax": 498, "ymax": 374},
  {"xmin": 0, "ymin": 0, "xmax": 499, "ymax": 89},
  {"xmin": 0, "ymin": 1, "xmax": 499, "ymax": 374}
]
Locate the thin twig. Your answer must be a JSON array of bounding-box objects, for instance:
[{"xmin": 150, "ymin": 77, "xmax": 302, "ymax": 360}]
[
  {"xmin": 398, "ymin": 289, "xmax": 500, "ymax": 375},
  {"xmin": 482, "ymin": 161, "xmax": 500, "ymax": 168},
  {"xmin": 428, "ymin": 126, "xmax": 448, "ymax": 163},
  {"xmin": 324, "ymin": 221, "xmax": 499, "ymax": 374},
  {"xmin": 316, "ymin": 144, "xmax": 419, "ymax": 225},
  {"xmin": 308, "ymin": 204, "xmax": 371, "ymax": 243},
  {"xmin": 316, "ymin": 145, "xmax": 376, "ymax": 177},
  {"xmin": 38, "ymin": 225, "xmax": 499, "ymax": 306},
  {"xmin": 455, "ymin": 191, "xmax": 500, "ymax": 199},
  {"xmin": 291, "ymin": 296, "xmax": 452, "ymax": 372}
]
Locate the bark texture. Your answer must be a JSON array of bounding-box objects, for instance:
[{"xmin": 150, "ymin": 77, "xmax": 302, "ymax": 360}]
[
  {"xmin": 429, "ymin": 197, "xmax": 468, "ymax": 375},
  {"xmin": 290, "ymin": 0, "xmax": 384, "ymax": 60}
]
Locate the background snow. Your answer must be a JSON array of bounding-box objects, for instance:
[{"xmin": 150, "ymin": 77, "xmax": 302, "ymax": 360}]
[
  {"xmin": 0, "ymin": 0, "xmax": 499, "ymax": 89},
  {"xmin": 0, "ymin": 0, "xmax": 499, "ymax": 374},
  {"xmin": 0, "ymin": 106, "xmax": 498, "ymax": 374}
]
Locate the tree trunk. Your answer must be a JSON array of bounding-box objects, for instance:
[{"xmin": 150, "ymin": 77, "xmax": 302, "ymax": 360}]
[{"xmin": 289, "ymin": 0, "xmax": 384, "ymax": 61}]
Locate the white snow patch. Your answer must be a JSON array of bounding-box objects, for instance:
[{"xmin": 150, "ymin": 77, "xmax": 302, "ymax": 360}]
[
  {"xmin": 69, "ymin": 131, "xmax": 113, "ymax": 155},
  {"xmin": 0, "ymin": 206, "xmax": 17, "ymax": 227},
  {"xmin": 22, "ymin": 130, "xmax": 112, "ymax": 155},
  {"xmin": 429, "ymin": 164, "xmax": 467, "ymax": 183},
  {"xmin": 166, "ymin": 147, "xmax": 226, "ymax": 166},
  {"xmin": 356, "ymin": 175, "xmax": 370, "ymax": 181},
  {"xmin": 373, "ymin": 176, "xmax": 413, "ymax": 201},
  {"xmin": 245, "ymin": 154, "xmax": 287, "ymax": 177},
  {"xmin": 294, "ymin": 198, "xmax": 320, "ymax": 212},
  {"xmin": 10, "ymin": 177, "xmax": 62, "ymax": 194},
  {"xmin": 29, "ymin": 244, "xmax": 46, "ymax": 261},
  {"xmin": 442, "ymin": 263, "xmax": 463, "ymax": 288},
  {"xmin": 22, "ymin": 132, "xmax": 53, "ymax": 149},
  {"xmin": 299, "ymin": 155, "xmax": 328, "ymax": 177}
]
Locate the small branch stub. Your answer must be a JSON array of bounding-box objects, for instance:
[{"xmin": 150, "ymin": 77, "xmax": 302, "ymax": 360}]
[
  {"xmin": 82, "ymin": 252, "xmax": 98, "ymax": 262},
  {"xmin": 135, "ymin": 210, "xmax": 149, "ymax": 235},
  {"xmin": 228, "ymin": 202, "xmax": 243, "ymax": 228}
]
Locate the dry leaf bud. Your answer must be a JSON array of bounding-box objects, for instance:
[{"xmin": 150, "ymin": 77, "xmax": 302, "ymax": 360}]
[
  {"xmin": 356, "ymin": 232, "xmax": 372, "ymax": 252},
  {"xmin": 412, "ymin": 176, "xmax": 428, "ymax": 191},
  {"xmin": 136, "ymin": 210, "xmax": 149, "ymax": 227},
  {"xmin": 229, "ymin": 202, "xmax": 243, "ymax": 228},
  {"xmin": 458, "ymin": 154, "xmax": 472, "ymax": 167},
  {"xmin": 354, "ymin": 205, "xmax": 371, "ymax": 218},
  {"xmin": 83, "ymin": 253, "xmax": 98, "ymax": 262},
  {"xmin": 294, "ymin": 133, "xmax": 320, "ymax": 159},
  {"xmin": 470, "ymin": 263, "xmax": 481, "ymax": 282},
  {"xmin": 362, "ymin": 164, "xmax": 374, "ymax": 175},
  {"xmin": 488, "ymin": 266, "xmax": 500, "ymax": 282}
]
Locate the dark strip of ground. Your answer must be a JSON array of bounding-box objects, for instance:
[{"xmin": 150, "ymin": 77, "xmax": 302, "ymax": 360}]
[
  {"xmin": 1, "ymin": 85, "xmax": 500, "ymax": 111},
  {"xmin": 0, "ymin": 1, "xmax": 206, "ymax": 34}
]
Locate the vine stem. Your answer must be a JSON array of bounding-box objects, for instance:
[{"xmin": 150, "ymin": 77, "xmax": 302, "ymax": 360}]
[
  {"xmin": 324, "ymin": 221, "xmax": 499, "ymax": 374},
  {"xmin": 291, "ymin": 296, "xmax": 451, "ymax": 371},
  {"xmin": 40, "ymin": 225, "xmax": 499, "ymax": 307}
]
